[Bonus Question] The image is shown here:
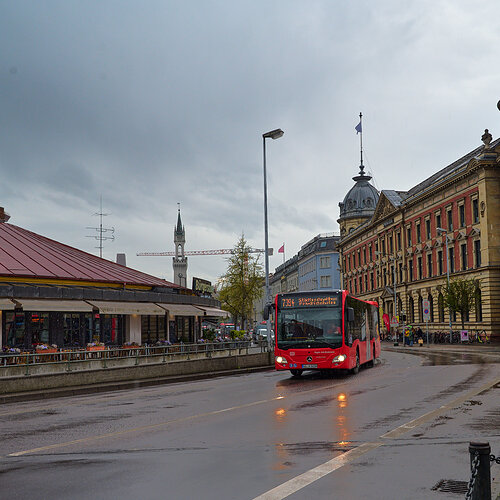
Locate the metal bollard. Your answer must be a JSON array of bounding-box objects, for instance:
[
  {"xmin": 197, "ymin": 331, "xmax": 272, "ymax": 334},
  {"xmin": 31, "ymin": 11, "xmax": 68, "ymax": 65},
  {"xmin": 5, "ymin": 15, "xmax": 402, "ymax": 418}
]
[{"xmin": 468, "ymin": 442, "xmax": 491, "ymax": 500}]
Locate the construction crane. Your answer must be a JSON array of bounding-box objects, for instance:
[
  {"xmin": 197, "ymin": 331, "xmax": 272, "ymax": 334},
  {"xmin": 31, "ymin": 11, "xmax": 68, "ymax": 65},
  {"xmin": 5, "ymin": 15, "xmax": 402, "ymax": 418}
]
[{"xmin": 137, "ymin": 248, "xmax": 271, "ymax": 257}]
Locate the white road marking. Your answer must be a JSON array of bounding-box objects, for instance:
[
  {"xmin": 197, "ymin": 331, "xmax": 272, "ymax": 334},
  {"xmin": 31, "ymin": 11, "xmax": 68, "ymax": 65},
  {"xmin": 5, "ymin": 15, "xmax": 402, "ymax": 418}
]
[{"xmin": 253, "ymin": 375, "xmax": 500, "ymax": 500}]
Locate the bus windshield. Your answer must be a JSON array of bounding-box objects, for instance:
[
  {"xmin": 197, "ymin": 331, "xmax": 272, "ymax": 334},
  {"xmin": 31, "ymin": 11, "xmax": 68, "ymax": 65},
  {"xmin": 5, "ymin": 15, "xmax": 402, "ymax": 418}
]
[{"xmin": 277, "ymin": 307, "xmax": 342, "ymax": 350}]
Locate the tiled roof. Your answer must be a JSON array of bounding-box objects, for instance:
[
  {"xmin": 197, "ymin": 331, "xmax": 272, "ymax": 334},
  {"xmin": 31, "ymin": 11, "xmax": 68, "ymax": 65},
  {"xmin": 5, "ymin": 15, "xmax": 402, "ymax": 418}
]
[
  {"xmin": 405, "ymin": 138, "xmax": 500, "ymax": 202},
  {"xmin": 0, "ymin": 223, "xmax": 178, "ymax": 288}
]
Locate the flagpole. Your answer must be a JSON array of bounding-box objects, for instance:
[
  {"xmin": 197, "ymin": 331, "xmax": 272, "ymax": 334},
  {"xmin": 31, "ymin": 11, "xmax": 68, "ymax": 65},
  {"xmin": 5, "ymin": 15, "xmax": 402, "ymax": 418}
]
[
  {"xmin": 359, "ymin": 112, "xmax": 363, "ymax": 168},
  {"xmin": 283, "ymin": 243, "xmax": 285, "ymax": 264}
]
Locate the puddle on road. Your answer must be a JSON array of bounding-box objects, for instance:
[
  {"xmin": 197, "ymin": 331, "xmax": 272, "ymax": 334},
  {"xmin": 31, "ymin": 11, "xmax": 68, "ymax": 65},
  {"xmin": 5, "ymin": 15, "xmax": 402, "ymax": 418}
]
[{"xmin": 277, "ymin": 441, "xmax": 353, "ymax": 456}]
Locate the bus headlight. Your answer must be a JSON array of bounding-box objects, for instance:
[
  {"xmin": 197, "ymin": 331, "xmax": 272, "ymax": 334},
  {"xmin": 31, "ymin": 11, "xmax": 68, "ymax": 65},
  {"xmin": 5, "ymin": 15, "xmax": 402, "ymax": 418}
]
[
  {"xmin": 275, "ymin": 356, "xmax": 287, "ymax": 364},
  {"xmin": 332, "ymin": 354, "xmax": 346, "ymax": 363}
]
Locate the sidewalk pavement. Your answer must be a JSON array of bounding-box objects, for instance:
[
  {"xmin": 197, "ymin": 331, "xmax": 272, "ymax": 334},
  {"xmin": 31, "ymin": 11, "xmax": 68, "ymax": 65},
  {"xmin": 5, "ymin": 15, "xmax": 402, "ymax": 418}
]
[{"xmin": 382, "ymin": 341, "xmax": 500, "ymax": 354}]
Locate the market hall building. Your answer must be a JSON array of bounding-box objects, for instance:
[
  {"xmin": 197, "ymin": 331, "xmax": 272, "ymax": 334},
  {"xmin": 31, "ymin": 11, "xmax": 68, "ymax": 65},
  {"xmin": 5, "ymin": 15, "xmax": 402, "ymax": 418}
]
[
  {"xmin": 337, "ymin": 130, "xmax": 500, "ymax": 342},
  {"xmin": 0, "ymin": 212, "xmax": 226, "ymax": 350}
]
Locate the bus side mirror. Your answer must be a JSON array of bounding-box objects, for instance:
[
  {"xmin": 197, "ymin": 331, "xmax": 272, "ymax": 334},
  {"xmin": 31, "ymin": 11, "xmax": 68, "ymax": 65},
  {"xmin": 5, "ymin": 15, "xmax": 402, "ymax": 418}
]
[
  {"xmin": 347, "ymin": 307, "xmax": 355, "ymax": 322},
  {"xmin": 263, "ymin": 304, "xmax": 271, "ymax": 320}
]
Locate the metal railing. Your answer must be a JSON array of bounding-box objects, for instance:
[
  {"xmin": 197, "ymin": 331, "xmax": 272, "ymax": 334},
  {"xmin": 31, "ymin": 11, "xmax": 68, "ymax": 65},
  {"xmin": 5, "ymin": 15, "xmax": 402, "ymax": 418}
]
[{"xmin": 0, "ymin": 341, "xmax": 268, "ymax": 375}]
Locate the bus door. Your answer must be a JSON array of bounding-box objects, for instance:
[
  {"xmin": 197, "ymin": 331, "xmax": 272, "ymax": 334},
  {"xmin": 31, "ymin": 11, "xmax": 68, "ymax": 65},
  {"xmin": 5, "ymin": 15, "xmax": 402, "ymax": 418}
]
[{"xmin": 361, "ymin": 309, "xmax": 370, "ymax": 361}]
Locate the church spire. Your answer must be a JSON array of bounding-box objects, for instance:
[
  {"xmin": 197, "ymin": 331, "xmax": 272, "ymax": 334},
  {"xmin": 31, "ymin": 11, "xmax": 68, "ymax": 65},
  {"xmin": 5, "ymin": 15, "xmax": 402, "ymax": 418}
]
[{"xmin": 175, "ymin": 203, "xmax": 184, "ymax": 236}]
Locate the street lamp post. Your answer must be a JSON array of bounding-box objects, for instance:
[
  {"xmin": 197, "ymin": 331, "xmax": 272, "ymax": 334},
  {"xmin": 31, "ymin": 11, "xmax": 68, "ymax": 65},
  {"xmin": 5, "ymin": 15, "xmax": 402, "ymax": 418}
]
[
  {"xmin": 263, "ymin": 128, "xmax": 284, "ymax": 351},
  {"xmin": 437, "ymin": 227, "xmax": 453, "ymax": 343}
]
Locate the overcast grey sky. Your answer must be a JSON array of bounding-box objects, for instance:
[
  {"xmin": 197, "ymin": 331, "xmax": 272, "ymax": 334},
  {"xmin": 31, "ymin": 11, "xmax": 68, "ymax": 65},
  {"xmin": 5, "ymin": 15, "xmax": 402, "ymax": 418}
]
[{"xmin": 1, "ymin": 0, "xmax": 499, "ymax": 286}]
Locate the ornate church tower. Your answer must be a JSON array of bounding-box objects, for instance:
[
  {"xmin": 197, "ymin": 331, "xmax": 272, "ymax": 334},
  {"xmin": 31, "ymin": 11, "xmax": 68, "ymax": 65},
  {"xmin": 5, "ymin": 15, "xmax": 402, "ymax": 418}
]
[{"xmin": 173, "ymin": 206, "xmax": 188, "ymax": 287}]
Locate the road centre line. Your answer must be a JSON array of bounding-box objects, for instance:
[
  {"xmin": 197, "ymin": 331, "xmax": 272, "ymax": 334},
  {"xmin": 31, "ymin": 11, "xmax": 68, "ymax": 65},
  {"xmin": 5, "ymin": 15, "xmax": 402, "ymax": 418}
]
[{"xmin": 252, "ymin": 375, "xmax": 500, "ymax": 500}]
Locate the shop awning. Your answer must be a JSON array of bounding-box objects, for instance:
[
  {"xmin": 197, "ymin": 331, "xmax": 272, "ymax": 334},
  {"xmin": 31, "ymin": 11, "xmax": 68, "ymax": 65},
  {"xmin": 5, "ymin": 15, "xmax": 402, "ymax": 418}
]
[
  {"xmin": 0, "ymin": 298, "xmax": 16, "ymax": 310},
  {"xmin": 12, "ymin": 299, "xmax": 94, "ymax": 312},
  {"xmin": 156, "ymin": 303, "xmax": 204, "ymax": 316},
  {"xmin": 195, "ymin": 306, "xmax": 229, "ymax": 317},
  {"xmin": 87, "ymin": 301, "xmax": 166, "ymax": 315}
]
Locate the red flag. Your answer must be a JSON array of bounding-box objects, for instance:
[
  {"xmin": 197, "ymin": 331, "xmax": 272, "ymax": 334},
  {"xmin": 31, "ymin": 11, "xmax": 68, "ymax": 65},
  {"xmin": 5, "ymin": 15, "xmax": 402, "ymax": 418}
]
[{"xmin": 278, "ymin": 244, "xmax": 284, "ymax": 253}]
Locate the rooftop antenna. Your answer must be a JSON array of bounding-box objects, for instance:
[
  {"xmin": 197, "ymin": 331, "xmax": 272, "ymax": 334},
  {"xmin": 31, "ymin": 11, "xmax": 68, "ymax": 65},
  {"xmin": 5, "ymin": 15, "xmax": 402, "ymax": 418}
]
[{"xmin": 86, "ymin": 196, "xmax": 115, "ymax": 258}]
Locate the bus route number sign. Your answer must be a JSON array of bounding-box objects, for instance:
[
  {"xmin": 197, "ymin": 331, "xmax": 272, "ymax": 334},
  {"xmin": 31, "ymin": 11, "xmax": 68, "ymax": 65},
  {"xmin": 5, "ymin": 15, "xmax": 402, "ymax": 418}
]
[{"xmin": 279, "ymin": 294, "xmax": 339, "ymax": 309}]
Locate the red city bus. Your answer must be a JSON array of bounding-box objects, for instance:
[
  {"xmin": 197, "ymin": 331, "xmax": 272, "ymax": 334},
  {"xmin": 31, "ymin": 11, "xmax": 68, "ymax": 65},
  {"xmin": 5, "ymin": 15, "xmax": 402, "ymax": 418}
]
[{"xmin": 269, "ymin": 290, "xmax": 380, "ymax": 377}]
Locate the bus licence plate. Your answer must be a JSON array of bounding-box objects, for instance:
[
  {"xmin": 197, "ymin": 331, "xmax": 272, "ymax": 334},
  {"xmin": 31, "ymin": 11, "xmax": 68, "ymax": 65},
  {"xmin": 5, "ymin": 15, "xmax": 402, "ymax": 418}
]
[{"xmin": 302, "ymin": 364, "xmax": 317, "ymax": 368}]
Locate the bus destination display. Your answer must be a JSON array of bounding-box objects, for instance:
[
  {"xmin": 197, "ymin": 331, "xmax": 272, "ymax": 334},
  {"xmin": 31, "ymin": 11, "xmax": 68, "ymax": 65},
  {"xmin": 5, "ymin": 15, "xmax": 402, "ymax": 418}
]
[{"xmin": 279, "ymin": 294, "xmax": 339, "ymax": 309}]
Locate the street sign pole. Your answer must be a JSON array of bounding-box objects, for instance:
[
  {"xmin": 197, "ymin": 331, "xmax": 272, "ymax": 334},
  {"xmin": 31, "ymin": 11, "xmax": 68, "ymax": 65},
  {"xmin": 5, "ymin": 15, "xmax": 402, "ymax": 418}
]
[{"xmin": 422, "ymin": 299, "xmax": 430, "ymax": 346}]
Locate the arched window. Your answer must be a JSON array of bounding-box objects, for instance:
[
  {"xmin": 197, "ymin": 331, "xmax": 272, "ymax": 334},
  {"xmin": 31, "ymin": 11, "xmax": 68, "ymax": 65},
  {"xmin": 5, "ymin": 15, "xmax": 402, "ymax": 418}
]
[
  {"xmin": 418, "ymin": 296, "xmax": 423, "ymax": 323},
  {"xmin": 408, "ymin": 297, "xmax": 414, "ymax": 323},
  {"xmin": 438, "ymin": 293, "xmax": 445, "ymax": 322},
  {"xmin": 475, "ymin": 287, "xmax": 483, "ymax": 322},
  {"xmin": 428, "ymin": 295, "xmax": 434, "ymax": 323}
]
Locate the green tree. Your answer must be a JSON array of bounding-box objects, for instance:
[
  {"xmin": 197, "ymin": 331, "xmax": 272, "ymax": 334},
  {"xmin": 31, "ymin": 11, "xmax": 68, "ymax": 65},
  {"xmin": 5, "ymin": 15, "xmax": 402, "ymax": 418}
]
[
  {"xmin": 443, "ymin": 278, "xmax": 479, "ymax": 330},
  {"xmin": 218, "ymin": 235, "xmax": 264, "ymax": 330}
]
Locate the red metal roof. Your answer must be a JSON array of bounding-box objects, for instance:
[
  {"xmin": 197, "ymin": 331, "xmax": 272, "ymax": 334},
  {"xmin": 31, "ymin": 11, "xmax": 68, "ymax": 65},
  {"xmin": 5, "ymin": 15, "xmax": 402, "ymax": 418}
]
[{"xmin": 0, "ymin": 223, "xmax": 178, "ymax": 288}]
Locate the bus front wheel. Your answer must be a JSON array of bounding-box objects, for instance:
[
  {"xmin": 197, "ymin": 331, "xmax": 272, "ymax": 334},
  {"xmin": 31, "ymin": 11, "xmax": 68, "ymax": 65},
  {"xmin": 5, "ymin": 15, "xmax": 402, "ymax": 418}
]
[{"xmin": 290, "ymin": 369, "xmax": 303, "ymax": 377}]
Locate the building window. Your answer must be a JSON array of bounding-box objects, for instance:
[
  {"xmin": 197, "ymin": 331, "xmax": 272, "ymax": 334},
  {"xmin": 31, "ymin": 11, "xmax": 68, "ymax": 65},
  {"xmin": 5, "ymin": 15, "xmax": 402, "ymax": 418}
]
[
  {"xmin": 438, "ymin": 293, "xmax": 445, "ymax": 322},
  {"xmin": 461, "ymin": 243, "xmax": 467, "ymax": 271},
  {"xmin": 407, "ymin": 226, "xmax": 412, "ymax": 247},
  {"xmin": 370, "ymin": 272, "xmax": 374, "ymax": 290},
  {"xmin": 319, "ymin": 256, "xmax": 331, "ymax": 269},
  {"xmin": 429, "ymin": 295, "xmax": 434, "ymax": 323},
  {"xmin": 438, "ymin": 250, "xmax": 443, "ymax": 275},
  {"xmin": 426, "ymin": 219, "xmax": 431, "ymax": 240},
  {"xmin": 416, "ymin": 221, "xmax": 421, "ymax": 243},
  {"xmin": 408, "ymin": 296, "xmax": 414, "ymax": 323},
  {"xmin": 390, "ymin": 265, "xmax": 394, "ymax": 285},
  {"xmin": 364, "ymin": 274, "xmax": 368, "ymax": 291},
  {"xmin": 320, "ymin": 275, "xmax": 331, "ymax": 288},
  {"xmin": 474, "ymin": 239, "xmax": 481, "ymax": 268},
  {"xmin": 427, "ymin": 253, "xmax": 432, "ymax": 278},
  {"xmin": 472, "ymin": 198, "xmax": 479, "ymax": 224},
  {"xmin": 397, "ymin": 232, "xmax": 401, "ymax": 250},
  {"xmin": 399, "ymin": 263, "xmax": 403, "ymax": 283},
  {"xmin": 389, "ymin": 236, "xmax": 393, "ymax": 254},
  {"xmin": 447, "ymin": 207, "xmax": 453, "ymax": 231},
  {"xmin": 417, "ymin": 256, "xmax": 423, "ymax": 280},
  {"xmin": 363, "ymin": 246, "xmax": 367, "ymax": 264},
  {"xmin": 475, "ymin": 288, "xmax": 482, "ymax": 322},
  {"xmin": 408, "ymin": 259, "xmax": 413, "ymax": 282},
  {"xmin": 459, "ymin": 203, "xmax": 465, "ymax": 228},
  {"xmin": 436, "ymin": 212, "xmax": 441, "ymax": 231},
  {"xmin": 449, "ymin": 247, "xmax": 455, "ymax": 273},
  {"xmin": 381, "ymin": 239, "xmax": 385, "ymax": 255}
]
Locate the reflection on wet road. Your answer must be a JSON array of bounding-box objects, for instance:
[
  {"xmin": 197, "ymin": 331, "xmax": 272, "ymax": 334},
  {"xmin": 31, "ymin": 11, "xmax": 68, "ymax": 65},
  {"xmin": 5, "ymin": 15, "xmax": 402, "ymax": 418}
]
[{"xmin": 0, "ymin": 348, "xmax": 499, "ymax": 500}]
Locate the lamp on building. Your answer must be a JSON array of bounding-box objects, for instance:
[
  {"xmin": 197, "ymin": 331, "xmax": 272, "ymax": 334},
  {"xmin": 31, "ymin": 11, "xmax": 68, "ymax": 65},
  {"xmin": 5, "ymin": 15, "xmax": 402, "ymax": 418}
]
[
  {"xmin": 263, "ymin": 128, "xmax": 284, "ymax": 351},
  {"xmin": 437, "ymin": 227, "xmax": 453, "ymax": 343}
]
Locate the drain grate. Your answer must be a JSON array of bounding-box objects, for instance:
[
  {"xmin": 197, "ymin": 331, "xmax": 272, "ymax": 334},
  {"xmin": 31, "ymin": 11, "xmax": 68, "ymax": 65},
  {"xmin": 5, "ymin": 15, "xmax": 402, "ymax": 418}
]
[{"xmin": 431, "ymin": 479, "xmax": 469, "ymax": 494}]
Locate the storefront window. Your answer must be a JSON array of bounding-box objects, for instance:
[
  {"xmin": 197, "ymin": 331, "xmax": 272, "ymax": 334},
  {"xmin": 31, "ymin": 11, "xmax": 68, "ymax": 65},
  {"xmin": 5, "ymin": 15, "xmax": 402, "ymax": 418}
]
[
  {"xmin": 6, "ymin": 312, "xmax": 25, "ymax": 347},
  {"xmin": 31, "ymin": 313, "xmax": 50, "ymax": 344},
  {"xmin": 64, "ymin": 313, "xmax": 81, "ymax": 346}
]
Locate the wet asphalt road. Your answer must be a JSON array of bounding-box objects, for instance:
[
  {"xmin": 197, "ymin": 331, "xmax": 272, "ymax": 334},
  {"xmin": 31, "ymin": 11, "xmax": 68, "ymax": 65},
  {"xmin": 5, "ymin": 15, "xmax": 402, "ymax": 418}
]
[{"xmin": 1, "ymin": 347, "xmax": 499, "ymax": 500}]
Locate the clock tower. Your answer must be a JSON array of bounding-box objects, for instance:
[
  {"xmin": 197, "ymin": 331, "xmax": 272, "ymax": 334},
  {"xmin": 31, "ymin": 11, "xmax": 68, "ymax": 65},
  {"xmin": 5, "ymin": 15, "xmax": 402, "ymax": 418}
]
[{"xmin": 173, "ymin": 206, "xmax": 188, "ymax": 287}]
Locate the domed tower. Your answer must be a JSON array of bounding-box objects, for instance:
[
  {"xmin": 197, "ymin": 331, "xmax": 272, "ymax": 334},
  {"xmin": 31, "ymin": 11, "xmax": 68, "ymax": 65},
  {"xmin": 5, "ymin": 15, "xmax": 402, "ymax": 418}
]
[
  {"xmin": 338, "ymin": 114, "xmax": 379, "ymax": 236},
  {"xmin": 338, "ymin": 165, "xmax": 379, "ymax": 236}
]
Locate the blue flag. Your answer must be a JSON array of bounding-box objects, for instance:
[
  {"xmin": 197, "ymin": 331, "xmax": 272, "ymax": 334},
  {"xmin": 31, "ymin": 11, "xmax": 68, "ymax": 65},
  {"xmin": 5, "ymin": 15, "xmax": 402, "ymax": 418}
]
[{"xmin": 355, "ymin": 121, "xmax": 362, "ymax": 134}]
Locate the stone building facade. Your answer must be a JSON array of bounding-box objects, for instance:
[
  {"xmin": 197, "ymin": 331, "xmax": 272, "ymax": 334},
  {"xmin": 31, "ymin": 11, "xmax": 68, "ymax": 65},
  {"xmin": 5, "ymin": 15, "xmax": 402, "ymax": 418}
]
[{"xmin": 337, "ymin": 132, "xmax": 500, "ymax": 342}]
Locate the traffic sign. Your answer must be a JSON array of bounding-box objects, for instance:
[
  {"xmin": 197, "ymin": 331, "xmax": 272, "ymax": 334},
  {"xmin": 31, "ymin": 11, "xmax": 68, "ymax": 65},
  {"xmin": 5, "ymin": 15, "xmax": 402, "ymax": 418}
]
[
  {"xmin": 390, "ymin": 316, "xmax": 399, "ymax": 327},
  {"xmin": 422, "ymin": 299, "xmax": 430, "ymax": 321}
]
